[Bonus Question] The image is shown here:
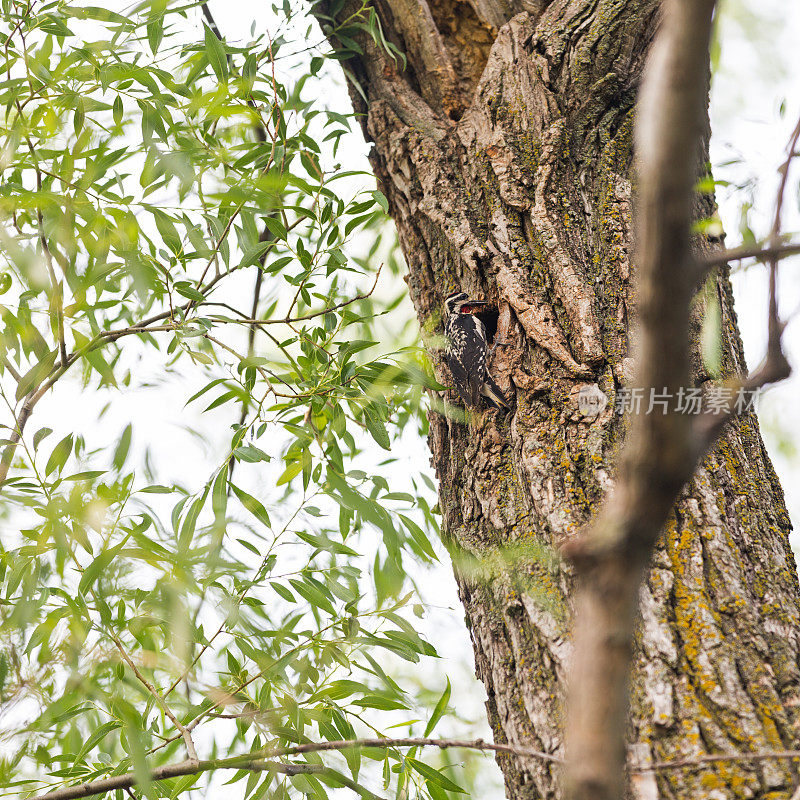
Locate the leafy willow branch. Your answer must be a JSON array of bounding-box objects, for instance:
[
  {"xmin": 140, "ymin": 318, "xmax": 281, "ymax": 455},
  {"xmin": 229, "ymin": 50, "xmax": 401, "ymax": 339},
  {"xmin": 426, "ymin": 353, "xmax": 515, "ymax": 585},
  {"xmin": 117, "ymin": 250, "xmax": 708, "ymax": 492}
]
[
  {"xmin": 0, "ymin": 263, "xmax": 384, "ymax": 485},
  {"xmin": 29, "ymin": 735, "xmax": 800, "ymax": 800}
]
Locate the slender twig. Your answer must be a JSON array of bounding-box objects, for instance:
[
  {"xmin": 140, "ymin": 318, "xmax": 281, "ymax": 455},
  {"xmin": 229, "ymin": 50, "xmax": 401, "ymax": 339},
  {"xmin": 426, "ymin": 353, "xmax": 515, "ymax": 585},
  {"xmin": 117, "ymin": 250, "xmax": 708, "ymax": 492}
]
[
  {"xmin": 229, "ymin": 227, "xmax": 272, "ymax": 481},
  {"xmin": 0, "ymin": 391, "xmax": 36, "ymax": 484},
  {"xmin": 238, "ymin": 264, "xmax": 383, "ymax": 326},
  {"xmin": 202, "ymin": 333, "xmax": 298, "ymax": 398},
  {"xmin": 699, "ymin": 119, "xmax": 800, "ymax": 293},
  {"xmin": 770, "ymin": 116, "xmax": 800, "ymax": 243},
  {"xmin": 703, "ymin": 240, "xmax": 800, "ymax": 269},
  {"xmin": 107, "ymin": 631, "xmax": 199, "ymax": 762},
  {"xmin": 246, "ymin": 736, "xmax": 559, "ymax": 763},
  {"xmin": 1, "ymin": 358, "xmax": 22, "ymax": 382},
  {"xmin": 36, "ymin": 207, "xmax": 67, "ymax": 366},
  {"xmin": 245, "ymin": 268, "xmax": 265, "ymax": 355}
]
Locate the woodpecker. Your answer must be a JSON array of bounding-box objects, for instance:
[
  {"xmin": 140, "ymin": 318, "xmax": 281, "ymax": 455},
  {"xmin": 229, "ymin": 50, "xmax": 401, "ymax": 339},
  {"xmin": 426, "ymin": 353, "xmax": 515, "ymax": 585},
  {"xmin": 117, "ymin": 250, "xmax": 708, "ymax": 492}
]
[{"xmin": 443, "ymin": 291, "xmax": 511, "ymax": 411}]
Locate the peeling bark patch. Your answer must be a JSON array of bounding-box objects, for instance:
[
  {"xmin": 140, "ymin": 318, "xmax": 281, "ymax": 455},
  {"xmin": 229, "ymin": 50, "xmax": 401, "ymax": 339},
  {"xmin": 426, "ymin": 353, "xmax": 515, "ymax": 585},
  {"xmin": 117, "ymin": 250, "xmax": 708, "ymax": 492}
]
[{"xmin": 495, "ymin": 261, "xmax": 591, "ymax": 375}]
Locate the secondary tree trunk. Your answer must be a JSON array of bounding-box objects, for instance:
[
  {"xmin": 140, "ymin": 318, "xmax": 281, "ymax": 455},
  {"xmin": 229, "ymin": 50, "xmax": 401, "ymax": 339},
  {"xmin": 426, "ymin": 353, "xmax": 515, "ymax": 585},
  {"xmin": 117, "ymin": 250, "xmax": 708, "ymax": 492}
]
[{"xmin": 330, "ymin": 1, "xmax": 800, "ymax": 797}]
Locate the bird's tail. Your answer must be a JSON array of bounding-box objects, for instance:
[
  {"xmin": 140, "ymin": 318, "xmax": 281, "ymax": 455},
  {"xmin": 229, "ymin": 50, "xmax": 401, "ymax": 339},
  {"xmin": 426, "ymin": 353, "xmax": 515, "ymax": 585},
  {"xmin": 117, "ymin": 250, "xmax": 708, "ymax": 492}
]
[{"xmin": 481, "ymin": 377, "xmax": 511, "ymax": 411}]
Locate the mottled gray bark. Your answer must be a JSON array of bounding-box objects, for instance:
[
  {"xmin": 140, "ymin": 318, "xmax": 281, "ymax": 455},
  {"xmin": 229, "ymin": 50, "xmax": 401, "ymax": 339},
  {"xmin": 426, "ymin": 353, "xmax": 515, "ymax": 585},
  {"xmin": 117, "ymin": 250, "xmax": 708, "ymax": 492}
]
[{"xmin": 328, "ymin": 1, "xmax": 800, "ymax": 797}]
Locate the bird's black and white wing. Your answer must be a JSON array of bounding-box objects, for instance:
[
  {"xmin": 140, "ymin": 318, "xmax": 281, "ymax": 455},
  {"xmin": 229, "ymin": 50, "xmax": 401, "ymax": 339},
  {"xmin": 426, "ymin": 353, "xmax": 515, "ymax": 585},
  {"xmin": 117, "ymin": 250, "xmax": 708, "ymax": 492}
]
[
  {"xmin": 445, "ymin": 314, "xmax": 488, "ymax": 407},
  {"xmin": 480, "ymin": 372, "xmax": 510, "ymax": 411}
]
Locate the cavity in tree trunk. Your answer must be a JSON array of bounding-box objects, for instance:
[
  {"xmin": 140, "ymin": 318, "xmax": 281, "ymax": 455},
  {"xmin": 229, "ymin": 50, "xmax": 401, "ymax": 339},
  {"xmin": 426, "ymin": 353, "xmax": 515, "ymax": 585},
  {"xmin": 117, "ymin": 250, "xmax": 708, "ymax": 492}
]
[{"xmin": 328, "ymin": 1, "xmax": 800, "ymax": 797}]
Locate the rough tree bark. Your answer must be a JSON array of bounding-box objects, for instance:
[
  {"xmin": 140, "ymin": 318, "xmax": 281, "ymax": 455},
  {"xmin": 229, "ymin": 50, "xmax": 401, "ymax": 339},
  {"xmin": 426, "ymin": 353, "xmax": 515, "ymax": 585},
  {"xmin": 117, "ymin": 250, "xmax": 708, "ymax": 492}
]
[{"xmin": 329, "ymin": 1, "xmax": 800, "ymax": 797}]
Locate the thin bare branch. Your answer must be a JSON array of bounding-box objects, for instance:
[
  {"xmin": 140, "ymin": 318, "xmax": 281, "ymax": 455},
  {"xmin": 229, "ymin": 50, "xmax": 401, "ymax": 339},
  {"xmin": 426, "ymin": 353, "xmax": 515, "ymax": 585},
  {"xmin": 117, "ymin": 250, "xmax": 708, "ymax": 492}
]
[
  {"xmin": 251, "ymin": 735, "xmax": 560, "ymax": 763},
  {"xmin": 770, "ymin": 116, "xmax": 800, "ymax": 244},
  {"xmin": 703, "ymin": 240, "xmax": 800, "ymax": 269},
  {"xmin": 201, "ymin": 333, "xmax": 297, "ymax": 398},
  {"xmin": 0, "ymin": 391, "xmax": 36, "ymax": 484},
  {"xmin": 1, "ymin": 358, "xmax": 22, "ymax": 383},
  {"xmin": 241, "ymin": 264, "xmax": 383, "ymax": 326},
  {"xmin": 28, "ymin": 737, "xmax": 559, "ymax": 800}
]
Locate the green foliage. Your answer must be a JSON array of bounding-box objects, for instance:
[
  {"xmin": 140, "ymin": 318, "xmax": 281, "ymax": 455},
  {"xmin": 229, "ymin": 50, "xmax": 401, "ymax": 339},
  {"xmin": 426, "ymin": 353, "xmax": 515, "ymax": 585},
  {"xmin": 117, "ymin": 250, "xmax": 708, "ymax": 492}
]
[{"xmin": 0, "ymin": 1, "xmax": 464, "ymax": 797}]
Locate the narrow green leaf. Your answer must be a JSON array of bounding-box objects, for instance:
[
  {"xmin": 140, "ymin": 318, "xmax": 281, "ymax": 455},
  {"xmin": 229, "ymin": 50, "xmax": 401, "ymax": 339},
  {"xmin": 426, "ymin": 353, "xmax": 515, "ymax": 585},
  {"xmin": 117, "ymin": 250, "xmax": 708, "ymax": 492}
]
[
  {"xmin": 270, "ymin": 582, "xmax": 295, "ymax": 602},
  {"xmin": 139, "ymin": 484, "xmax": 174, "ymax": 494},
  {"xmin": 73, "ymin": 98, "xmax": 84, "ymax": 137},
  {"xmin": 371, "ymin": 190, "xmax": 388, "ymax": 212},
  {"xmin": 204, "ymin": 25, "xmax": 228, "ymax": 82},
  {"xmin": 113, "ymin": 95, "xmax": 123, "ymax": 126},
  {"xmin": 289, "ymin": 578, "xmax": 335, "ymax": 615},
  {"xmin": 147, "ymin": 19, "xmax": 163, "ymax": 54},
  {"xmin": 33, "ymin": 427, "xmax": 53, "ymax": 450},
  {"xmin": 74, "ymin": 720, "xmax": 120, "ymax": 763},
  {"xmin": 239, "ymin": 240, "xmax": 272, "ymax": 268},
  {"xmin": 112, "ymin": 424, "xmax": 132, "ymax": 471},
  {"xmin": 405, "ymin": 758, "xmax": 466, "ymax": 794},
  {"xmin": 363, "ymin": 408, "xmax": 390, "ymax": 451},
  {"xmin": 79, "ymin": 540, "xmax": 124, "ymax": 594},
  {"xmin": 276, "ymin": 461, "xmax": 302, "ymax": 486},
  {"xmin": 230, "ymin": 484, "xmax": 271, "ymax": 528},
  {"xmin": 180, "ymin": 488, "xmax": 209, "ymax": 545},
  {"xmin": 233, "ymin": 445, "xmax": 270, "ymax": 463},
  {"xmin": 212, "ymin": 466, "xmax": 228, "ymax": 519},
  {"xmin": 236, "ymin": 538, "xmax": 261, "ymax": 557},
  {"xmin": 424, "ymin": 677, "xmax": 451, "ymax": 736},
  {"xmin": 174, "ymin": 281, "xmax": 205, "ymax": 302},
  {"xmin": 399, "ymin": 514, "xmax": 437, "ymax": 560},
  {"xmin": 262, "ymin": 216, "xmax": 288, "ymax": 241},
  {"xmin": 16, "ymin": 351, "xmax": 57, "ymax": 401},
  {"xmin": 46, "ymin": 434, "xmax": 73, "ymax": 476}
]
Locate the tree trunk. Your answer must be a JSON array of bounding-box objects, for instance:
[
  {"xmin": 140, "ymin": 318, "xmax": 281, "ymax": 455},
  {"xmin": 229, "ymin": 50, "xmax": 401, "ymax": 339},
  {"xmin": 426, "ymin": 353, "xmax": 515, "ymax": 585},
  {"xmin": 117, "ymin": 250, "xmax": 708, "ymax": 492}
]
[{"xmin": 331, "ymin": 1, "xmax": 800, "ymax": 797}]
